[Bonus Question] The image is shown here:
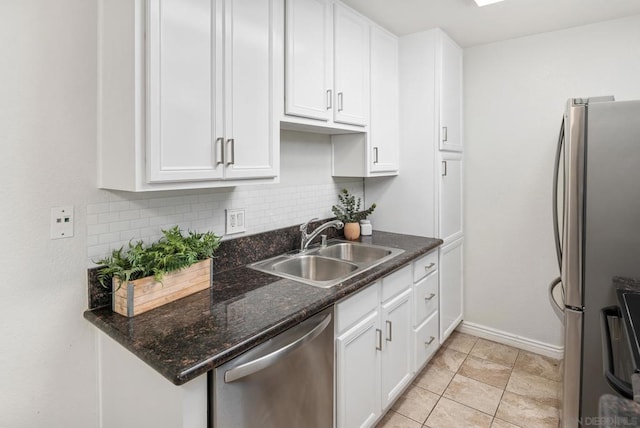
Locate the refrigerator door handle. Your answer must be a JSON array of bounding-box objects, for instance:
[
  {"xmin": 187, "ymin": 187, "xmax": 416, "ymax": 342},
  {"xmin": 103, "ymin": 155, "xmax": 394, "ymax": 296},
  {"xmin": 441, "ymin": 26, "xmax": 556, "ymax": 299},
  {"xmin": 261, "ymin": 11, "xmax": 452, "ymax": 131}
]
[
  {"xmin": 552, "ymin": 118, "xmax": 565, "ymax": 271},
  {"xmin": 600, "ymin": 306, "xmax": 633, "ymax": 399},
  {"xmin": 563, "ymin": 101, "xmax": 586, "ymax": 308},
  {"xmin": 548, "ymin": 277, "xmax": 564, "ymax": 321}
]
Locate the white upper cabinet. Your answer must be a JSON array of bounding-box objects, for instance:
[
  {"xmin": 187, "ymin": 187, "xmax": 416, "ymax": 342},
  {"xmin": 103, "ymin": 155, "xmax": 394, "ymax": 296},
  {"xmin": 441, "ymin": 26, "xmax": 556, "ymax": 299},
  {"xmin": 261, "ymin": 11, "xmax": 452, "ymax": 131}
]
[
  {"xmin": 368, "ymin": 25, "xmax": 399, "ymax": 174},
  {"xmin": 284, "ymin": 0, "xmax": 333, "ymax": 121},
  {"xmin": 438, "ymin": 31, "xmax": 463, "ymax": 152},
  {"xmin": 283, "ymin": 0, "xmax": 369, "ymax": 132},
  {"xmin": 222, "ymin": 0, "xmax": 279, "ymax": 180},
  {"xmin": 331, "ymin": 24, "xmax": 398, "ymax": 178},
  {"xmin": 147, "ymin": 0, "xmax": 223, "ymax": 183},
  {"xmin": 333, "ymin": 3, "xmax": 369, "ymax": 126},
  {"xmin": 98, "ymin": 0, "xmax": 281, "ymax": 191}
]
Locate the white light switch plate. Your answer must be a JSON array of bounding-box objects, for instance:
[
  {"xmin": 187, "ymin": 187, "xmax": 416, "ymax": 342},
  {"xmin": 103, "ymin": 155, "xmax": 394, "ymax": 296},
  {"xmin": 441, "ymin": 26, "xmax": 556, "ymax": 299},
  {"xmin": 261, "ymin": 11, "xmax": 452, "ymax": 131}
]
[{"xmin": 226, "ymin": 209, "xmax": 246, "ymax": 235}]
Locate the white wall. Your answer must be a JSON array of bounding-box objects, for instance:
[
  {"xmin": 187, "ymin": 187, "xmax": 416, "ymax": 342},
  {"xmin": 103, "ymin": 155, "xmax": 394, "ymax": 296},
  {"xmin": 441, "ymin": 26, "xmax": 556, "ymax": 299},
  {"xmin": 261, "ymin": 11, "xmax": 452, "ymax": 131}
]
[
  {"xmin": 0, "ymin": 2, "xmax": 360, "ymax": 426},
  {"xmin": 464, "ymin": 15, "xmax": 640, "ymax": 348}
]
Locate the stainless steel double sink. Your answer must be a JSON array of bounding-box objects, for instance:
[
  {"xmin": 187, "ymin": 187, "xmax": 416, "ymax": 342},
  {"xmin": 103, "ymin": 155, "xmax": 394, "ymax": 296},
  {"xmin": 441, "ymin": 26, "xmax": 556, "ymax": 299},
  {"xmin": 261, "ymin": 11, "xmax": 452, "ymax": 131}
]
[{"xmin": 248, "ymin": 240, "xmax": 405, "ymax": 288}]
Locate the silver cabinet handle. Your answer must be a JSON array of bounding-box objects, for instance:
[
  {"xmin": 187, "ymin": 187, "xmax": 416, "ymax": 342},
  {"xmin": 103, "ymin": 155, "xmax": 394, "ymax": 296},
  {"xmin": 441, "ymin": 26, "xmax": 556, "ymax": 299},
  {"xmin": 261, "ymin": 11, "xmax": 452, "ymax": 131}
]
[
  {"xmin": 214, "ymin": 137, "xmax": 224, "ymax": 165},
  {"xmin": 442, "ymin": 161, "xmax": 447, "ymax": 177},
  {"xmin": 385, "ymin": 320, "xmax": 392, "ymax": 342},
  {"xmin": 373, "ymin": 147, "xmax": 379, "ymax": 164},
  {"xmin": 337, "ymin": 92, "xmax": 343, "ymax": 112},
  {"xmin": 226, "ymin": 138, "xmax": 235, "ymax": 165},
  {"xmin": 442, "ymin": 126, "xmax": 448, "ymax": 142},
  {"xmin": 224, "ymin": 312, "xmax": 332, "ymax": 383},
  {"xmin": 425, "ymin": 336, "xmax": 435, "ymax": 346},
  {"xmin": 375, "ymin": 328, "xmax": 382, "ymax": 351},
  {"xmin": 424, "ymin": 262, "xmax": 435, "ymax": 271},
  {"xmin": 425, "ymin": 293, "xmax": 436, "ymax": 301},
  {"xmin": 326, "ymin": 89, "xmax": 332, "ymax": 110}
]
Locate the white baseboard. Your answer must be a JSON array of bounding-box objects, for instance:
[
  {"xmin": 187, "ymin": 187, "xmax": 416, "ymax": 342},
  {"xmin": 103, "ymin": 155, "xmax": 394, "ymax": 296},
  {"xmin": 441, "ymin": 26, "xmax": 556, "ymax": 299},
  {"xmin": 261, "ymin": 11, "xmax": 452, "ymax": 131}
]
[{"xmin": 457, "ymin": 321, "xmax": 564, "ymax": 360}]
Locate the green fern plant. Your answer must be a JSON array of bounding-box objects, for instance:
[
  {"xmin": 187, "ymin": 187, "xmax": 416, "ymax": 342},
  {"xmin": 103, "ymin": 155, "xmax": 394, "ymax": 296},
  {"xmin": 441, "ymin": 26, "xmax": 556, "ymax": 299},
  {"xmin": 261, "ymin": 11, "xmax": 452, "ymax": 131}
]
[
  {"xmin": 95, "ymin": 226, "xmax": 221, "ymax": 289},
  {"xmin": 331, "ymin": 189, "xmax": 376, "ymax": 223}
]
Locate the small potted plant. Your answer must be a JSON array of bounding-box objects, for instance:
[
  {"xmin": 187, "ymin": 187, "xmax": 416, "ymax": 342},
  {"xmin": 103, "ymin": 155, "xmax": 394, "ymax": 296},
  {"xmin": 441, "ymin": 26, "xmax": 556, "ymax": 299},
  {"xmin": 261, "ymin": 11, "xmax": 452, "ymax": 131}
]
[
  {"xmin": 95, "ymin": 226, "xmax": 221, "ymax": 317},
  {"xmin": 331, "ymin": 189, "xmax": 376, "ymax": 240}
]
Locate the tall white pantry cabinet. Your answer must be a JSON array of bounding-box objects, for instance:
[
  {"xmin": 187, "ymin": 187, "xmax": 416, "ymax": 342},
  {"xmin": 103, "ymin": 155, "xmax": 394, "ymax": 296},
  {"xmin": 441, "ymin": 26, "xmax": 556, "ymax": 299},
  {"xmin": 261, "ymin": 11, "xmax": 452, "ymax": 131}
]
[{"xmin": 366, "ymin": 28, "xmax": 464, "ymax": 344}]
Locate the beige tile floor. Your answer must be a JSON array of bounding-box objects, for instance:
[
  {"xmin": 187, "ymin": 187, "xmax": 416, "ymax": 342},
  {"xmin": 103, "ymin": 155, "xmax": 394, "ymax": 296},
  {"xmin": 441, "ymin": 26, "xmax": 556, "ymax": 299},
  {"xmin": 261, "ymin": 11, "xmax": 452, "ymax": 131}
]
[{"xmin": 376, "ymin": 332, "xmax": 562, "ymax": 428}]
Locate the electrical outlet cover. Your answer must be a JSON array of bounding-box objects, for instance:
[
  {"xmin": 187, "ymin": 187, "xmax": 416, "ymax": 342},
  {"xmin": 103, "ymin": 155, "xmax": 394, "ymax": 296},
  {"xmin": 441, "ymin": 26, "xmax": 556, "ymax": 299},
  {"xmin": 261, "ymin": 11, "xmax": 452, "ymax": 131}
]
[
  {"xmin": 51, "ymin": 206, "xmax": 74, "ymax": 239},
  {"xmin": 226, "ymin": 209, "xmax": 246, "ymax": 235}
]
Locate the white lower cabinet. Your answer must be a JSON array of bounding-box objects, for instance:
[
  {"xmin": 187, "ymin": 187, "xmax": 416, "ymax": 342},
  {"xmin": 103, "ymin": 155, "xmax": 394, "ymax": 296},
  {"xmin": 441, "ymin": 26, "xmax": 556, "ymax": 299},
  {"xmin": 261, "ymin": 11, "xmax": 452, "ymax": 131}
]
[
  {"xmin": 440, "ymin": 237, "xmax": 463, "ymax": 342},
  {"xmin": 335, "ymin": 265, "xmax": 413, "ymax": 428},
  {"xmin": 411, "ymin": 250, "xmax": 440, "ymax": 372},
  {"xmin": 414, "ymin": 312, "xmax": 439, "ymax": 372},
  {"xmin": 336, "ymin": 310, "xmax": 380, "ymax": 428},
  {"xmin": 97, "ymin": 332, "xmax": 207, "ymax": 428},
  {"xmin": 380, "ymin": 287, "xmax": 413, "ymax": 408}
]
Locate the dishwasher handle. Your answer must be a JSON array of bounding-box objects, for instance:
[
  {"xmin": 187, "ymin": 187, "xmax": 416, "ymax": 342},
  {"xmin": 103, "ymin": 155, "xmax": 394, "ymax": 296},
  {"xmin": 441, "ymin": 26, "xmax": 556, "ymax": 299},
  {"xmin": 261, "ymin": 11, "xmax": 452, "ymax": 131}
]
[
  {"xmin": 224, "ymin": 311, "xmax": 332, "ymax": 383},
  {"xmin": 600, "ymin": 306, "xmax": 633, "ymax": 399}
]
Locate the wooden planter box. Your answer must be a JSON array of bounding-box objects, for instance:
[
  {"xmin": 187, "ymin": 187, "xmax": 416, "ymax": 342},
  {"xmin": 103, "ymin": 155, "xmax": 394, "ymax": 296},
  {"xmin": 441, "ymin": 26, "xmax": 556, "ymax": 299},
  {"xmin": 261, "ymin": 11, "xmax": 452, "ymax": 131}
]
[{"xmin": 112, "ymin": 258, "xmax": 212, "ymax": 317}]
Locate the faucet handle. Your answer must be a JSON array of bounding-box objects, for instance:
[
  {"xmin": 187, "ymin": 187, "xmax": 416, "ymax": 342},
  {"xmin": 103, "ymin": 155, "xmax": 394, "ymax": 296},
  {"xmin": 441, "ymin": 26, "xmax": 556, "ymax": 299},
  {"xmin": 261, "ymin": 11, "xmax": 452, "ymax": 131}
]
[{"xmin": 300, "ymin": 217, "xmax": 319, "ymax": 232}]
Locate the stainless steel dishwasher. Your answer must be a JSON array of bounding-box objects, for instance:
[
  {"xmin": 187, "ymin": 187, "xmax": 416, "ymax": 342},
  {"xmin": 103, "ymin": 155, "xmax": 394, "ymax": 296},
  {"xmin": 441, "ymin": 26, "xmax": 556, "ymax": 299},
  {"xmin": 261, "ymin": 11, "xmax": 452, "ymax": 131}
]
[{"xmin": 213, "ymin": 307, "xmax": 334, "ymax": 428}]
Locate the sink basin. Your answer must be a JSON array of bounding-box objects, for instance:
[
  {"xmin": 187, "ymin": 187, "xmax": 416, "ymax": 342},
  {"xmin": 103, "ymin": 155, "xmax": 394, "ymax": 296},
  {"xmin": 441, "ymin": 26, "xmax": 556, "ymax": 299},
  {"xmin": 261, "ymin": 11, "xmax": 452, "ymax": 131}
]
[
  {"xmin": 248, "ymin": 240, "xmax": 405, "ymax": 289},
  {"xmin": 315, "ymin": 242, "xmax": 391, "ymax": 263},
  {"xmin": 272, "ymin": 255, "xmax": 358, "ymax": 281}
]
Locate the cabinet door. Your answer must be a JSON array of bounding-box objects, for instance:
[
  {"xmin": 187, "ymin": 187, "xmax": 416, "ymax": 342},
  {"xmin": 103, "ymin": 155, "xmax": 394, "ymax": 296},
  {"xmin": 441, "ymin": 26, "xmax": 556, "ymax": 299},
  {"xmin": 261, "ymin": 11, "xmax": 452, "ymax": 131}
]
[
  {"xmin": 413, "ymin": 311, "xmax": 439, "ymax": 372},
  {"xmin": 284, "ymin": 0, "xmax": 333, "ymax": 121},
  {"xmin": 147, "ymin": 0, "xmax": 224, "ymax": 183},
  {"xmin": 369, "ymin": 26, "xmax": 399, "ymax": 174},
  {"xmin": 336, "ymin": 311, "xmax": 381, "ymax": 428},
  {"xmin": 439, "ymin": 153, "xmax": 463, "ymax": 242},
  {"xmin": 333, "ymin": 3, "xmax": 369, "ymax": 126},
  {"xmin": 380, "ymin": 288, "xmax": 413, "ymax": 410},
  {"xmin": 440, "ymin": 238, "xmax": 463, "ymax": 342},
  {"xmin": 223, "ymin": 0, "xmax": 278, "ymax": 179},
  {"xmin": 439, "ymin": 32, "xmax": 463, "ymax": 152}
]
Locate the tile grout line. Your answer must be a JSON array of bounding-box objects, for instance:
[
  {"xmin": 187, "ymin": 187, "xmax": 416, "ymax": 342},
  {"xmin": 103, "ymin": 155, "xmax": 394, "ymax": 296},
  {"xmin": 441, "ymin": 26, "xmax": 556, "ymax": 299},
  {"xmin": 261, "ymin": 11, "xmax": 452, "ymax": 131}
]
[{"xmin": 382, "ymin": 333, "xmax": 561, "ymax": 428}]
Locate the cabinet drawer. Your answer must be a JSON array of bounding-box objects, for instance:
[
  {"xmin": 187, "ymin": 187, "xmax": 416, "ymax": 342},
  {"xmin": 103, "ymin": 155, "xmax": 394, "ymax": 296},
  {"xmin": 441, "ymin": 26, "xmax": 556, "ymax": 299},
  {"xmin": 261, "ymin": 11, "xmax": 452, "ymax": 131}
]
[
  {"xmin": 336, "ymin": 282, "xmax": 380, "ymax": 334},
  {"xmin": 413, "ymin": 251, "xmax": 438, "ymax": 283},
  {"xmin": 413, "ymin": 312, "xmax": 439, "ymax": 372},
  {"xmin": 414, "ymin": 271, "xmax": 438, "ymax": 326},
  {"xmin": 381, "ymin": 265, "xmax": 412, "ymax": 303}
]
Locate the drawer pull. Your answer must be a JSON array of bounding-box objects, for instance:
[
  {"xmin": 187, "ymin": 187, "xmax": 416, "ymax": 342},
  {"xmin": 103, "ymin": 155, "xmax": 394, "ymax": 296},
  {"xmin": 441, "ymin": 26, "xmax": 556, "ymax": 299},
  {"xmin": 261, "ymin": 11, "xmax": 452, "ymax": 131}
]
[
  {"xmin": 376, "ymin": 328, "xmax": 382, "ymax": 351},
  {"xmin": 424, "ymin": 262, "xmax": 436, "ymax": 271},
  {"xmin": 386, "ymin": 320, "xmax": 392, "ymax": 342},
  {"xmin": 425, "ymin": 336, "xmax": 435, "ymax": 346},
  {"xmin": 425, "ymin": 293, "xmax": 436, "ymax": 301}
]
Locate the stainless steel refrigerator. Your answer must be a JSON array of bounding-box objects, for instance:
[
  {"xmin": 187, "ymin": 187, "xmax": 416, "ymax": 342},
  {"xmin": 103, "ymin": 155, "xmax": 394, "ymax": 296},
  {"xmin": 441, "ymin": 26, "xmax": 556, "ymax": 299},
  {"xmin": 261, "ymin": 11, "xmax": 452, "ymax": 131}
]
[{"xmin": 549, "ymin": 97, "xmax": 640, "ymax": 426}]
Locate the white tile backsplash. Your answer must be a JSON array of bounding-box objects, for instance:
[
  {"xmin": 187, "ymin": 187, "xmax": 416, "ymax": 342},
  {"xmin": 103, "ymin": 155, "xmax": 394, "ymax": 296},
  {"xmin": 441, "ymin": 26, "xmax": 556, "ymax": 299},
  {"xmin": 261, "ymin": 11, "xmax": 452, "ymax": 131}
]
[{"xmin": 86, "ymin": 180, "xmax": 362, "ymax": 264}]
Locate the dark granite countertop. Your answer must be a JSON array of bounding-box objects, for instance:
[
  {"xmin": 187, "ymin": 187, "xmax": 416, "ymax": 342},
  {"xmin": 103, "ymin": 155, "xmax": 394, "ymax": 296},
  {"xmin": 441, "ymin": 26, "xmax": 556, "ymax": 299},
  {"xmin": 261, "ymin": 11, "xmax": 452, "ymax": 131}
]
[{"xmin": 84, "ymin": 230, "xmax": 441, "ymax": 385}]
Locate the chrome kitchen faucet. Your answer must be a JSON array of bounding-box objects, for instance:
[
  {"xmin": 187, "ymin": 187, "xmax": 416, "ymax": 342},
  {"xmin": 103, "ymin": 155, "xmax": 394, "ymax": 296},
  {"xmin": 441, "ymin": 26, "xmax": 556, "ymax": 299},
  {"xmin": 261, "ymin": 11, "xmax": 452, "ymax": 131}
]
[{"xmin": 299, "ymin": 218, "xmax": 344, "ymax": 251}]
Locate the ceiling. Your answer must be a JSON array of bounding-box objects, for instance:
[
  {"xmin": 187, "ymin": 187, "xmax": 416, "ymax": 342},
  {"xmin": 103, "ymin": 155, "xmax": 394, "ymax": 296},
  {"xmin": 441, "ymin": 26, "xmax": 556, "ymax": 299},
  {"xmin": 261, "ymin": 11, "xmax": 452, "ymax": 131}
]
[{"xmin": 340, "ymin": 0, "xmax": 640, "ymax": 47}]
